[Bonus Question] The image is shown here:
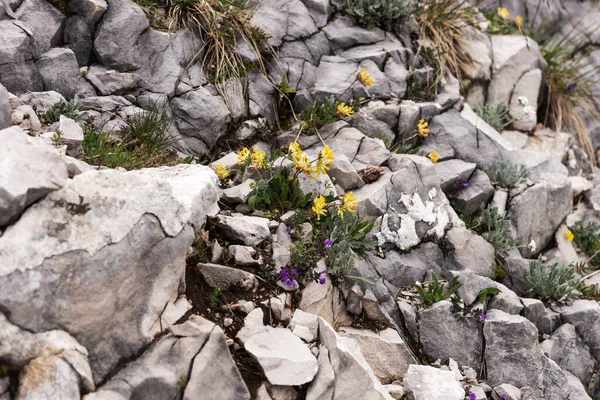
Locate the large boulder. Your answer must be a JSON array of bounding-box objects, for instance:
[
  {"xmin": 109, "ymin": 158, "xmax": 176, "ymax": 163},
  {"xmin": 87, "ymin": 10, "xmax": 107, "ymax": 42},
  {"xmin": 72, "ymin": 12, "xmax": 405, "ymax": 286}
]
[
  {"xmin": 0, "ymin": 84, "xmax": 10, "ymax": 129},
  {"xmin": 541, "ymin": 324, "xmax": 595, "ymax": 384},
  {"xmin": 0, "ymin": 21, "xmax": 43, "ymax": 94},
  {"xmin": 444, "ymin": 227, "xmax": 495, "ymax": 278},
  {"xmin": 14, "ymin": 0, "xmax": 65, "ymax": 57},
  {"xmin": 0, "ymin": 127, "xmax": 68, "ymax": 227},
  {"xmin": 251, "ymin": 0, "xmax": 318, "ymax": 47},
  {"xmin": 84, "ymin": 315, "xmax": 250, "ymax": 400},
  {"xmin": 509, "ymin": 173, "xmax": 573, "ymax": 257},
  {"xmin": 556, "ymin": 300, "xmax": 600, "ymax": 361},
  {"xmin": 36, "ymin": 48, "xmax": 96, "ymax": 99},
  {"xmin": 94, "ymin": 0, "xmax": 149, "ymax": 70},
  {"xmin": 171, "ymin": 87, "xmax": 232, "ymax": 154},
  {"xmin": 0, "ymin": 165, "xmax": 220, "ymax": 383}
]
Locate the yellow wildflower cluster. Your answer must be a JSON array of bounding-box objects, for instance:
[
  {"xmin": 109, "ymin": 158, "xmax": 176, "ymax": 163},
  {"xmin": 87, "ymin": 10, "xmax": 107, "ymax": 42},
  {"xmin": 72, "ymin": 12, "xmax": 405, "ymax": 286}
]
[
  {"xmin": 338, "ymin": 192, "xmax": 358, "ymax": 218},
  {"xmin": 337, "ymin": 102, "xmax": 354, "ymax": 117},
  {"xmin": 515, "ymin": 15, "xmax": 523, "ymax": 29},
  {"xmin": 564, "ymin": 229, "xmax": 574, "ymax": 242},
  {"xmin": 497, "ymin": 7, "xmax": 510, "ymax": 20},
  {"xmin": 357, "ymin": 68, "xmax": 375, "ymax": 87},
  {"xmin": 417, "ymin": 119, "xmax": 429, "ymax": 137},
  {"xmin": 215, "ymin": 164, "xmax": 231, "ymax": 180},
  {"xmin": 288, "ymin": 142, "xmax": 335, "ymax": 180},
  {"xmin": 427, "ymin": 151, "xmax": 439, "ymax": 164},
  {"xmin": 237, "ymin": 147, "xmax": 251, "ymax": 165},
  {"xmin": 237, "ymin": 147, "xmax": 267, "ymax": 170},
  {"xmin": 315, "ymin": 145, "xmax": 335, "ymax": 175},
  {"xmin": 312, "ymin": 195, "xmax": 328, "ymax": 220}
]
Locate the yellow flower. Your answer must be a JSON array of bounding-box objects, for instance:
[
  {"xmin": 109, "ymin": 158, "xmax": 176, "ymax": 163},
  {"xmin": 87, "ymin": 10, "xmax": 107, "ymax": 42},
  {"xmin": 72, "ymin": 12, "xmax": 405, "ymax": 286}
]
[
  {"xmin": 515, "ymin": 15, "xmax": 523, "ymax": 29},
  {"xmin": 251, "ymin": 148, "xmax": 267, "ymax": 169},
  {"xmin": 564, "ymin": 229, "xmax": 574, "ymax": 242},
  {"xmin": 497, "ymin": 7, "xmax": 510, "ymax": 20},
  {"xmin": 336, "ymin": 102, "xmax": 354, "ymax": 117},
  {"xmin": 315, "ymin": 144, "xmax": 335, "ymax": 176},
  {"xmin": 427, "ymin": 151, "xmax": 439, "ymax": 163},
  {"xmin": 288, "ymin": 142, "xmax": 302, "ymax": 159},
  {"xmin": 237, "ymin": 147, "xmax": 251, "ymax": 165},
  {"xmin": 417, "ymin": 119, "xmax": 429, "ymax": 137},
  {"xmin": 215, "ymin": 164, "xmax": 231, "ymax": 180},
  {"xmin": 357, "ymin": 67, "xmax": 375, "ymax": 87},
  {"xmin": 312, "ymin": 195, "xmax": 328, "ymax": 220},
  {"xmin": 338, "ymin": 191, "xmax": 358, "ymax": 218},
  {"xmin": 293, "ymin": 152, "xmax": 316, "ymax": 176}
]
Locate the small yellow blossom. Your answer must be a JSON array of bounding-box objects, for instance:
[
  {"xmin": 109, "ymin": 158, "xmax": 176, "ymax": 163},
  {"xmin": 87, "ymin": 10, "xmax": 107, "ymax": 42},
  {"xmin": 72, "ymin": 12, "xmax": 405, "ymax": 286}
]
[
  {"xmin": 497, "ymin": 7, "xmax": 510, "ymax": 20},
  {"xmin": 315, "ymin": 145, "xmax": 335, "ymax": 176},
  {"xmin": 427, "ymin": 151, "xmax": 439, "ymax": 163},
  {"xmin": 515, "ymin": 15, "xmax": 523, "ymax": 29},
  {"xmin": 215, "ymin": 164, "xmax": 231, "ymax": 180},
  {"xmin": 338, "ymin": 191, "xmax": 358, "ymax": 218},
  {"xmin": 288, "ymin": 142, "xmax": 302, "ymax": 159},
  {"xmin": 237, "ymin": 147, "xmax": 251, "ymax": 165},
  {"xmin": 417, "ymin": 119, "xmax": 429, "ymax": 137},
  {"xmin": 336, "ymin": 102, "xmax": 354, "ymax": 117},
  {"xmin": 357, "ymin": 67, "xmax": 375, "ymax": 87},
  {"xmin": 251, "ymin": 148, "xmax": 267, "ymax": 169},
  {"xmin": 564, "ymin": 229, "xmax": 574, "ymax": 242},
  {"xmin": 312, "ymin": 195, "xmax": 328, "ymax": 220},
  {"xmin": 294, "ymin": 152, "xmax": 316, "ymax": 176}
]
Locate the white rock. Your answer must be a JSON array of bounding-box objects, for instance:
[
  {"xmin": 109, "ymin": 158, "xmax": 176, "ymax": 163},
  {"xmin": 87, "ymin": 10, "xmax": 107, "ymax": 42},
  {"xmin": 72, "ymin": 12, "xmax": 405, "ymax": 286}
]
[{"xmin": 403, "ymin": 365, "xmax": 465, "ymax": 400}]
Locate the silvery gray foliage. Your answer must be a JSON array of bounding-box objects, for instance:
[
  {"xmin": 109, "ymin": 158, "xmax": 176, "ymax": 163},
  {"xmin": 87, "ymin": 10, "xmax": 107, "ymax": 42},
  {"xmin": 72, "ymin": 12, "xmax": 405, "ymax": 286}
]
[{"xmin": 330, "ymin": 0, "xmax": 415, "ymax": 26}]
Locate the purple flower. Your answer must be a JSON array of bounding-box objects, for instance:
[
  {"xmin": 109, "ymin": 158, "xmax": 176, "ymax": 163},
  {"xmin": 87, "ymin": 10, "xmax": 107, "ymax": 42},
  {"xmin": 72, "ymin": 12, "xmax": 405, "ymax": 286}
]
[
  {"xmin": 318, "ymin": 277, "xmax": 326, "ymax": 285},
  {"xmin": 501, "ymin": 395, "xmax": 508, "ymax": 399},
  {"xmin": 279, "ymin": 269, "xmax": 289, "ymax": 278},
  {"xmin": 462, "ymin": 182, "xmax": 470, "ymax": 188},
  {"xmin": 319, "ymin": 270, "xmax": 328, "ymax": 276},
  {"xmin": 324, "ymin": 239, "xmax": 333, "ymax": 247},
  {"xmin": 285, "ymin": 278, "xmax": 294, "ymax": 287},
  {"xmin": 567, "ymin": 83, "xmax": 578, "ymax": 91},
  {"xmin": 291, "ymin": 269, "xmax": 298, "ymax": 277},
  {"xmin": 480, "ymin": 313, "xmax": 487, "ymax": 321},
  {"xmin": 469, "ymin": 393, "xmax": 476, "ymax": 400},
  {"xmin": 285, "ymin": 225, "xmax": 292, "ymax": 233}
]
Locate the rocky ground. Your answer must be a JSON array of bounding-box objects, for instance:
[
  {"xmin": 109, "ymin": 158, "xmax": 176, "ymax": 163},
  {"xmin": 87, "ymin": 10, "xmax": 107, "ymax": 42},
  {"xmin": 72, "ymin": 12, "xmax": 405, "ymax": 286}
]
[{"xmin": 2, "ymin": 0, "xmax": 600, "ymax": 399}]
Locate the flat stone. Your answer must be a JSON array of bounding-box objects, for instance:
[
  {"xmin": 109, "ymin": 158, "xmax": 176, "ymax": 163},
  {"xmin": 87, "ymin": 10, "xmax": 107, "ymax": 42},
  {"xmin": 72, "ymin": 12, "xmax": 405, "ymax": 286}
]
[
  {"xmin": 217, "ymin": 214, "xmax": 271, "ymax": 246},
  {"xmin": 196, "ymin": 263, "xmax": 258, "ymax": 291},
  {"xmin": 403, "ymin": 365, "xmax": 465, "ymax": 400}
]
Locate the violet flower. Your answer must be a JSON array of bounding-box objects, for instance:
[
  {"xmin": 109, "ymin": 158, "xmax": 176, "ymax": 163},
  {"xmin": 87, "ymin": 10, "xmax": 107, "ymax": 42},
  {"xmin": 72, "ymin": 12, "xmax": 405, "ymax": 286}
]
[
  {"xmin": 469, "ymin": 393, "xmax": 476, "ymax": 400},
  {"xmin": 480, "ymin": 313, "xmax": 487, "ymax": 321},
  {"xmin": 291, "ymin": 269, "xmax": 298, "ymax": 277},
  {"xmin": 324, "ymin": 239, "xmax": 333, "ymax": 247},
  {"xmin": 285, "ymin": 225, "xmax": 292, "ymax": 233}
]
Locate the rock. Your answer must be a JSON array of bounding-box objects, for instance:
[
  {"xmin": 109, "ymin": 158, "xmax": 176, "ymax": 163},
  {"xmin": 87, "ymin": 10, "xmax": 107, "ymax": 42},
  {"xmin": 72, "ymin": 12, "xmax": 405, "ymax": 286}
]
[
  {"xmin": 458, "ymin": 26, "xmax": 492, "ymax": 81},
  {"xmin": 338, "ymin": 327, "xmax": 417, "ymax": 383},
  {"xmin": 556, "ymin": 300, "xmax": 600, "ymax": 360},
  {"xmin": 94, "ymin": 0, "xmax": 149, "ymax": 70},
  {"xmin": 18, "ymin": 355, "xmax": 88, "ymax": 400},
  {"xmin": 64, "ymin": 15, "xmax": 94, "ymax": 66},
  {"xmin": 444, "ymin": 227, "xmax": 495, "ymax": 278},
  {"xmin": 521, "ymin": 298, "xmax": 561, "ymax": 335},
  {"xmin": 327, "ymin": 155, "xmax": 364, "ymax": 190},
  {"xmin": 245, "ymin": 328, "xmax": 318, "ymax": 386},
  {"xmin": 15, "ymin": 0, "xmax": 65, "ymax": 57},
  {"xmin": 483, "ymin": 309, "xmax": 544, "ymax": 388},
  {"xmin": 311, "ymin": 56, "xmax": 360, "ymax": 102},
  {"xmin": 222, "ymin": 180, "xmax": 255, "ymax": 204},
  {"xmin": 171, "ymin": 87, "xmax": 232, "ymax": 153},
  {"xmin": 85, "ymin": 64, "xmax": 139, "ymax": 96},
  {"xmin": 488, "ymin": 35, "xmax": 545, "ymax": 107},
  {"xmin": 418, "ymin": 301, "xmax": 483, "ymax": 370},
  {"xmin": 492, "ymin": 384, "xmax": 521, "ymax": 400},
  {"xmin": 44, "ymin": 115, "xmax": 84, "ymax": 157},
  {"xmin": 251, "ymin": 0, "xmax": 317, "ymax": 47},
  {"xmin": 17, "ymin": 91, "xmax": 65, "ymax": 114},
  {"xmin": 366, "ymin": 243, "xmax": 443, "ymax": 287},
  {"xmin": 450, "ymin": 170, "xmax": 495, "ymax": 215},
  {"xmin": 288, "ymin": 309, "xmax": 319, "ymax": 343},
  {"xmin": 541, "ymin": 356, "xmax": 592, "ymax": 400},
  {"xmin": 306, "ymin": 345, "xmax": 334, "ymax": 400},
  {"xmin": 0, "ymin": 127, "xmax": 68, "ymax": 227},
  {"xmin": 435, "ymin": 159, "xmax": 476, "ymax": 192},
  {"xmin": 183, "ymin": 317, "xmax": 251, "ymax": 400},
  {"xmin": 11, "ymin": 104, "xmax": 42, "ymax": 132},
  {"xmin": 0, "ymin": 165, "xmax": 220, "ymax": 383},
  {"xmin": 36, "ymin": 48, "xmax": 96, "ymax": 99},
  {"xmin": 217, "ymin": 214, "xmax": 271, "ymax": 246},
  {"xmin": 421, "ymin": 108, "xmax": 513, "ymax": 167},
  {"xmin": 568, "ymin": 176, "xmax": 593, "ymax": 197},
  {"xmin": 453, "ymin": 270, "xmax": 523, "ymax": 315},
  {"xmin": 236, "ymin": 308, "xmax": 268, "ymax": 345},
  {"xmin": 299, "ymin": 0, "xmax": 332, "ymax": 27},
  {"xmin": 299, "ymin": 276, "xmax": 352, "ymax": 326},
  {"xmin": 385, "ymin": 59, "xmax": 410, "ymax": 98},
  {"xmin": 509, "ymin": 173, "xmax": 572, "ymax": 257},
  {"xmin": 196, "ymin": 263, "xmax": 258, "ymax": 291},
  {"xmin": 509, "ymin": 69, "xmax": 542, "ymax": 131},
  {"xmin": 541, "ymin": 323, "xmax": 595, "ymax": 384},
  {"xmin": 403, "ymin": 365, "xmax": 465, "ymax": 400},
  {"xmin": 318, "ymin": 318, "xmax": 393, "ymax": 399},
  {"xmin": 0, "ymin": 85, "xmax": 12, "ymax": 129},
  {"xmin": 69, "ymin": 0, "xmax": 107, "ymax": 25},
  {"xmin": 229, "ymin": 245, "xmax": 260, "ymax": 267},
  {"xmin": 0, "ymin": 21, "xmax": 43, "ymax": 95},
  {"xmin": 322, "ymin": 15, "xmax": 385, "ymax": 51}
]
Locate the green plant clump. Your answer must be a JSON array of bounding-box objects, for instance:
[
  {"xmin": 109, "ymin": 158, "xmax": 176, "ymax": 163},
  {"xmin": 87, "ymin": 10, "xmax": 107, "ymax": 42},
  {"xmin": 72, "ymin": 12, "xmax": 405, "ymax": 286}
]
[
  {"xmin": 209, "ymin": 287, "xmax": 222, "ymax": 309},
  {"xmin": 414, "ymin": 272, "xmax": 461, "ymax": 306},
  {"xmin": 39, "ymin": 100, "xmax": 87, "ymax": 125},
  {"xmin": 300, "ymin": 97, "xmax": 344, "ymax": 136},
  {"xmin": 475, "ymin": 206, "xmax": 517, "ymax": 253},
  {"xmin": 570, "ymin": 221, "xmax": 600, "ymax": 266},
  {"xmin": 474, "ymin": 103, "xmax": 510, "ymax": 131},
  {"xmin": 330, "ymin": 0, "xmax": 415, "ymax": 30},
  {"xmin": 482, "ymin": 161, "xmax": 528, "ymax": 189},
  {"xmin": 248, "ymin": 168, "xmax": 313, "ymax": 213},
  {"xmin": 525, "ymin": 257, "xmax": 581, "ymax": 303},
  {"xmin": 82, "ymin": 104, "xmax": 176, "ymax": 170}
]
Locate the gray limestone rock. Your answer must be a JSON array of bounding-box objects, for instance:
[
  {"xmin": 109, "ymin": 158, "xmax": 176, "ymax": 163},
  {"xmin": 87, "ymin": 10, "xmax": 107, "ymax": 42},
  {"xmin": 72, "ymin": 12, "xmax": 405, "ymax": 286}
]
[{"xmin": 36, "ymin": 48, "xmax": 96, "ymax": 99}]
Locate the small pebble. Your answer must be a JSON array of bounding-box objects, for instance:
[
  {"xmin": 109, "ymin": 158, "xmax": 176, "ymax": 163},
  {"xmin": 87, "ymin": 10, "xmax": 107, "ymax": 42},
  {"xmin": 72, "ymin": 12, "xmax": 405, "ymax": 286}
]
[{"xmin": 224, "ymin": 317, "xmax": 233, "ymax": 327}]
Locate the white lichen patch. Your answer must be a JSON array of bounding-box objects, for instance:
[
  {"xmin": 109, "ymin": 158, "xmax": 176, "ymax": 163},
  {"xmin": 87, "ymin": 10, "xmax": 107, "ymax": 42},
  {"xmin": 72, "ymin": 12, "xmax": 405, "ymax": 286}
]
[{"xmin": 375, "ymin": 190, "xmax": 450, "ymax": 250}]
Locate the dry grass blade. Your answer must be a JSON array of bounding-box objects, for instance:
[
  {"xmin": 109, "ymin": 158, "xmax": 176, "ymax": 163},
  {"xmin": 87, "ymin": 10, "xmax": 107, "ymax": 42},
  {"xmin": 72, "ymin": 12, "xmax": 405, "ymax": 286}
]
[{"xmin": 415, "ymin": 0, "xmax": 482, "ymax": 80}]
